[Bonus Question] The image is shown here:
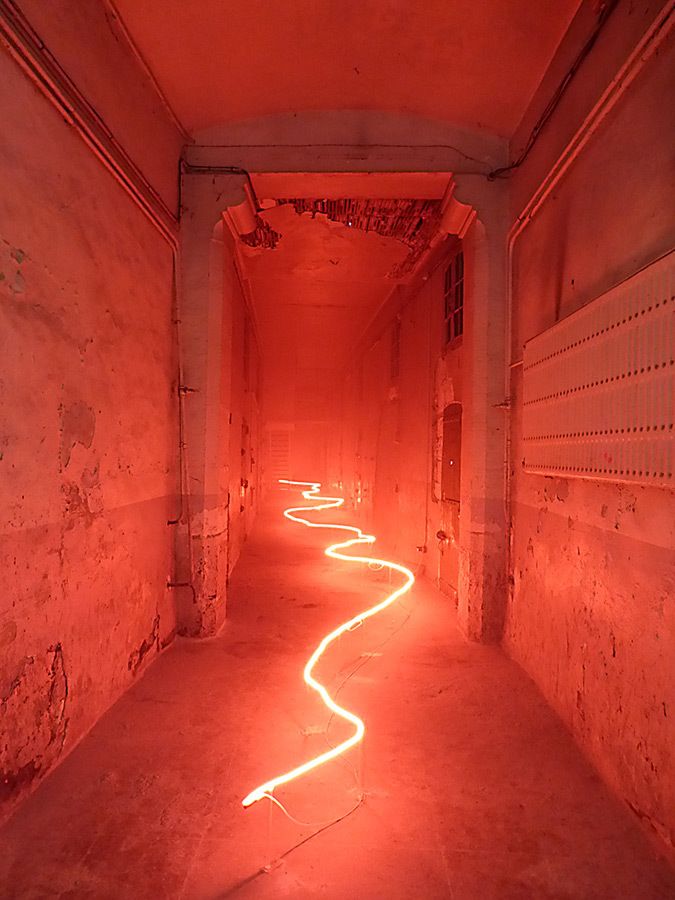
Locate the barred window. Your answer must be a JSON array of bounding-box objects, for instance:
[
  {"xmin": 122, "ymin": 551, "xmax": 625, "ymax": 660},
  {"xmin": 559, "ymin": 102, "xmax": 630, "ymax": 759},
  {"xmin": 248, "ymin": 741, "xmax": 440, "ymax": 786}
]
[{"xmin": 444, "ymin": 251, "xmax": 464, "ymax": 344}]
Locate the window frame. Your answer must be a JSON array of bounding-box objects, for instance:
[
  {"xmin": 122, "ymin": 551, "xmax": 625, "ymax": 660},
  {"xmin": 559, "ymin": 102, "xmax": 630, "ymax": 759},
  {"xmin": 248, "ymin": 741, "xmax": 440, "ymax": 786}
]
[{"xmin": 443, "ymin": 250, "xmax": 464, "ymax": 345}]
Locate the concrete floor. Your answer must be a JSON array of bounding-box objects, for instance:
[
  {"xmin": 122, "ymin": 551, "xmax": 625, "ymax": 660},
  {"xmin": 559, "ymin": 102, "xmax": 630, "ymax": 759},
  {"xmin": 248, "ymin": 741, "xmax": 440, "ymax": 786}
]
[{"xmin": 2, "ymin": 493, "xmax": 674, "ymax": 899}]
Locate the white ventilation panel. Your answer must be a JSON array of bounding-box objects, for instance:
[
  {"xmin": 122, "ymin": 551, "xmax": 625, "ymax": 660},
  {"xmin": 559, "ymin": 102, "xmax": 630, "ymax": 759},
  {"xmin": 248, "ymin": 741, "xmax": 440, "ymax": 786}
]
[
  {"xmin": 522, "ymin": 252, "xmax": 673, "ymax": 486},
  {"xmin": 267, "ymin": 427, "xmax": 292, "ymax": 483}
]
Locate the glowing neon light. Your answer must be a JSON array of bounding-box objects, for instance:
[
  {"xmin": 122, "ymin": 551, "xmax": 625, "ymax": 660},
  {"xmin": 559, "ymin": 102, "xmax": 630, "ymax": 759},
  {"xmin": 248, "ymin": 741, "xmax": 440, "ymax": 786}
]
[{"xmin": 242, "ymin": 479, "xmax": 415, "ymax": 808}]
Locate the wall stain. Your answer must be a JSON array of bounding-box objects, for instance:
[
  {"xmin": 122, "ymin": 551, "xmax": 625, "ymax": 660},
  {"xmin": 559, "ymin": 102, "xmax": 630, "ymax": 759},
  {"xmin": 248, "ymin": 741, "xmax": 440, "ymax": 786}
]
[
  {"xmin": 61, "ymin": 481, "xmax": 95, "ymax": 528},
  {"xmin": 0, "ymin": 619, "xmax": 17, "ymax": 649},
  {"xmin": 0, "ymin": 645, "xmax": 68, "ymax": 805},
  {"xmin": 59, "ymin": 402, "xmax": 96, "ymax": 469},
  {"xmin": 128, "ymin": 615, "xmax": 160, "ymax": 675}
]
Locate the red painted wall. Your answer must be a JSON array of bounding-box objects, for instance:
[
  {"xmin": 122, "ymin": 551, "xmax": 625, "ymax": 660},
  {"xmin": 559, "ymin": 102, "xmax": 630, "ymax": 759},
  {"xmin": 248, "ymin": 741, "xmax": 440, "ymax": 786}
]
[
  {"xmin": 336, "ymin": 241, "xmax": 464, "ymax": 590},
  {"xmin": 227, "ymin": 254, "xmax": 261, "ymax": 575},
  {"xmin": 505, "ymin": 6, "xmax": 675, "ymax": 853},
  {"xmin": 0, "ymin": 10, "xmax": 182, "ymax": 820}
]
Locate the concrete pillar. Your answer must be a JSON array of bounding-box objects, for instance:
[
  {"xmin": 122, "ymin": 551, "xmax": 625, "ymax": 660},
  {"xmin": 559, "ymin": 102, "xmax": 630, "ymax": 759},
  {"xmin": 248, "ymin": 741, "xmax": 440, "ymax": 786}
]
[
  {"xmin": 454, "ymin": 176, "xmax": 509, "ymax": 642},
  {"xmin": 178, "ymin": 173, "xmax": 248, "ymax": 636}
]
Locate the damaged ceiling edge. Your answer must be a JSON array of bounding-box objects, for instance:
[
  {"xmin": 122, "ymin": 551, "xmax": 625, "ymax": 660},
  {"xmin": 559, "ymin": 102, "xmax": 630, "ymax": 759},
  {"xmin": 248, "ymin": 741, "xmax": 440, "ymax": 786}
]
[{"xmin": 240, "ymin": 197, "xmax": 443, "ymax": 277}]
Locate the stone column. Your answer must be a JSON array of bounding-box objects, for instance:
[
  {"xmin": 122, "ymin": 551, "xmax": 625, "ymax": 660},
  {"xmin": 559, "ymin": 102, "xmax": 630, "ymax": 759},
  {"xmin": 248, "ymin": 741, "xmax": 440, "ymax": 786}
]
[
  {"xmin": 177, "ymin": 173, "xmax": 248, "ymax": 636},
  {"xmin": 453, "ymin": 176, "xmax": 509, "ymax": 642}
]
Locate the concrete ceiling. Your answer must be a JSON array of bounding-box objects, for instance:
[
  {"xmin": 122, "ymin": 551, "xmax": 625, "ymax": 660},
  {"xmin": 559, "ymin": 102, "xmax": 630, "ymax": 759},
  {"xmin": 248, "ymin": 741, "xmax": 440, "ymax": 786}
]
[
  {"xmin": 242, "ymin": 204, "xmax": 407, "ymax": 420},
  {"xmin": 113, "ymin": 0, "xmax": 580, "ymax": 138}
]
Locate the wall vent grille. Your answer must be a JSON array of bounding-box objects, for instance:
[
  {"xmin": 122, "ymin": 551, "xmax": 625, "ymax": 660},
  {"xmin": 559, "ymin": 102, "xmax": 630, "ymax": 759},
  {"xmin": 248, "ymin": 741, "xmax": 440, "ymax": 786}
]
[
  {"xmin": 268, "ymin": 428, "xmax": 291, "ymax": 483},
  {"xmin": 522, "ymin": 252, "xmax": 673, "ymax": 485}
]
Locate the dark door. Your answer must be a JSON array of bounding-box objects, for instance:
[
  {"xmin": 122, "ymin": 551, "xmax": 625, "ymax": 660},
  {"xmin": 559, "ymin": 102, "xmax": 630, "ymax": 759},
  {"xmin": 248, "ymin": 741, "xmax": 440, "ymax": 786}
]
[{"xmin": 439, "ymin": 403, "xmax": 462, "ymax": 597}]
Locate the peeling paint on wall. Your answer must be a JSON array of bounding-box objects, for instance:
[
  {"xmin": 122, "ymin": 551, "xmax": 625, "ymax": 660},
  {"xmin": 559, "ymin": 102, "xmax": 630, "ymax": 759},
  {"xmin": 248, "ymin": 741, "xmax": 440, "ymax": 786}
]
[
  {"xmin": 0, "ymin": 645, "xmax": 68, "ymax": 805},
  {"xmin": 59, "ymin": 402, "xmax": 96, "ymax": 469},
  {"xmin": 0, "ymin": 39, "xmax": 178, "ymax": 823},
  {"xmin": 128, "ymin": 615, "xmax": 160, "ymax": 674},
  {"xmin": 506, "ymin": 31, "xmax": 675, "ymax": 853}
]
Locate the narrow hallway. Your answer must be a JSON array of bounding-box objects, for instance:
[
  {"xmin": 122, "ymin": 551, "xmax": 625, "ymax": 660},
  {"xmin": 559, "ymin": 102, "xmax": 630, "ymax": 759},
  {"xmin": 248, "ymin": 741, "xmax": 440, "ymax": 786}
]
[
  {"xmin": 1, "ymin": 491, "xmax": 673, "ymax": 899},
  {"xmin": 1, "ymin": 4, "xmax": 674, "ymax": 894}
]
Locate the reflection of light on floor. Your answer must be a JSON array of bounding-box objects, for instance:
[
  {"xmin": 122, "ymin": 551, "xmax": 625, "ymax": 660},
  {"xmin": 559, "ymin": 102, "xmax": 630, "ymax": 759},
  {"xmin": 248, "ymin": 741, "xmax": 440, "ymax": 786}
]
[{"xmin": 242, "ymin": 480, "xmax": 415, "ymax": 809}]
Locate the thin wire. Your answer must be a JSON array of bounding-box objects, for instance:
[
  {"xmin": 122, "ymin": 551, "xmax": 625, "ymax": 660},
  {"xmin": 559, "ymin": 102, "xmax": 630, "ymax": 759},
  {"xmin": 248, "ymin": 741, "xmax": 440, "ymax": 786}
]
[
  {"xmin": 324, "ymin": 599, "xmax": 414, "ymax": 753},
  {"xmin": 190, "ymin": 143, "xmax": 489, "ymax": 166},
  {"xmin": 241, "ymin": 482, "xmax": 418, "ymax": 872},
  {"xmin": 242, "ymin": 486, "xmax": 418, "ymax": 864},
  {"xmin": 241, "ymin": 481, "xmax": 416, "ymax": 807},
  {"xmin": 262, "ymin": 790, "xmax": 364, "ymax": 830},
  {"xmin": 488, "ymin": 0, "xmax": 618, "ymax": 180},
  {"xmin": 261, "ymin": 792, "xmax": 365, "ymax": 874},
  {"xmin": 217, "ymin": 794, "xmax": 366, "ymax": 895}
]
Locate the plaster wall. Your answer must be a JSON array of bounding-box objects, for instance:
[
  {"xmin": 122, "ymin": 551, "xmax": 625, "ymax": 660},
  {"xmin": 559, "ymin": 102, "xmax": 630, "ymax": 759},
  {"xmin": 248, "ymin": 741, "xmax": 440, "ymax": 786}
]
[
  {"xmin": 226, "ymin": 262, "xmax": 260, "ymax": 576},
  {"xmin": 16, "ymin": 0, "xmax": 186, "ymax": 212},
  {"xmin": 505, "ymin": 17, "xmax": 675, "ymax": 853},
  {"xmin": 336, "ymin": 183, "xmax": 509, "ymax": 645},
  {"xmin": 246, "ymin": 204, "xmax": 407, "ymax": 491},
  {"xmin": 0, "ymin": 46, "xmax": 178, "ymax": 821},
  {"xmin": 338, "ymin": 246, "xmax": 464, "ymax": 586},
  {"xmin": 178, "ymin": 175, "xmax": 262, "ymax": 635}
]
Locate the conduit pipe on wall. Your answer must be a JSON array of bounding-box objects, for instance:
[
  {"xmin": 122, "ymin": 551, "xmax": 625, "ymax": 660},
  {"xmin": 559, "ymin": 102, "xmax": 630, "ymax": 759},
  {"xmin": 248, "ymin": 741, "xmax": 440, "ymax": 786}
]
[
  {"xmin": 179, "ymin": 162, "xmax": 262, "ymax": 217},
  {"xmin": 0, "ymin": 1, "xmax": 197, "ymax": 600},
  {"xmin": 0, "ymin": 0, "xmax": 178, "ymax": 245},
  {"xmin": 168, "ymin": 254, "xmax": 196, "ymax": 593},
  {"xmin": 102, "ymin": 0, "xmax": 191, "ymax": 144},
  {"xmin": 177, "ymin": 161, "xmax": 265, "ymax": 354},
  {"xmin": 502, "ymin": 1, "xmax": 675, "ymax": 590}
]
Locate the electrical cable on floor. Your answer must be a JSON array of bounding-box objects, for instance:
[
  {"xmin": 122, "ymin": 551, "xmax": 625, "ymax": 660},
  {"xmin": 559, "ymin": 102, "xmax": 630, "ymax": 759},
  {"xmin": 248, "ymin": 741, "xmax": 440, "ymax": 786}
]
[
  {"xmin": 262, "ymin": 790, "xmax": 364, "ymax": 831},
  {"xmin": 324, "ymin": 597, "xmax": 414, "ymax": 758},
  {"xmin": 262, "ymin": 590, "xmax": 416, "ymax": 863},
  {"xmin": 239, "ymin": 481, "xmax": 419, "ymax": 868},
  {"xmin": 321, "ymin": 562, "xmax": 422, "ymax": 781},
  {"xmin": 241, "ymin": 481, "xmax": 416, "ymax": 810},
  {"xmin": 257, "ymin": 596, "xmax": 413, "ymax": 839},
  {"xmin": 219, "ymin": 794, "xmax": 366, "ymax": 896},
  {"xmin": 261, "ymin": 792, "xmax": 366, "ymax": 873}
]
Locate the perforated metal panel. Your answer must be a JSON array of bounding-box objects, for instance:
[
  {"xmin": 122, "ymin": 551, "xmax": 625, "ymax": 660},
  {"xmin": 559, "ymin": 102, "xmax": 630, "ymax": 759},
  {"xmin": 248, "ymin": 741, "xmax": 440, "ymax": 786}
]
[{"xmin": 522, "ymin": 252, "xmax": 673, "ymax": 485}]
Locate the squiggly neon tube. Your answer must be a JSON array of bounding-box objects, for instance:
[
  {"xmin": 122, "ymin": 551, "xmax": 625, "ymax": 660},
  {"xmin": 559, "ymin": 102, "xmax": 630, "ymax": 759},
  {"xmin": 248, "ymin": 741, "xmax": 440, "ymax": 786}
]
[{"xmin": 242, "ymin": 479, "xmax": 415, "ymax": 808}]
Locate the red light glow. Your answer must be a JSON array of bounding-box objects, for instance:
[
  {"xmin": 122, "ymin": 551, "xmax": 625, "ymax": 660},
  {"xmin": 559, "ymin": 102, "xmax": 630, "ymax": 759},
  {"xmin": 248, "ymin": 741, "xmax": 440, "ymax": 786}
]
[{"xmin": 241, "ymin": 479, "xmax": 415, "ymax": 809}]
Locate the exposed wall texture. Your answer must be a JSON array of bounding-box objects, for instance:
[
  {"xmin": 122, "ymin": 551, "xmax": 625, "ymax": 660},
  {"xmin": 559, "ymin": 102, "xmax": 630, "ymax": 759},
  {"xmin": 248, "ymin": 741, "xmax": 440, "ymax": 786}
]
[
  {"xmin": 178, "ymin": 175, "xmax": 262, "ymax": 637},
  {"xmin": 336, "ymin": 185, "xmax": 510, "ymax": 645},
  {"xmin": 17, "ymin": 0, "xmax": 186, "ymax": 211},
  {"xmin": 0, "ymin": 7, "xmax": 183, "ymax": 821},
  {"xmin": 224, "ymin": 239, "xmax": 261, "ymax": 577},
  {"xmin": 337, "ymin": 241, "xmax": 464, "ymax": 594},
  {"xmin": 505, "ymin": 5, "xmax": 675, "ymax": 854}
]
